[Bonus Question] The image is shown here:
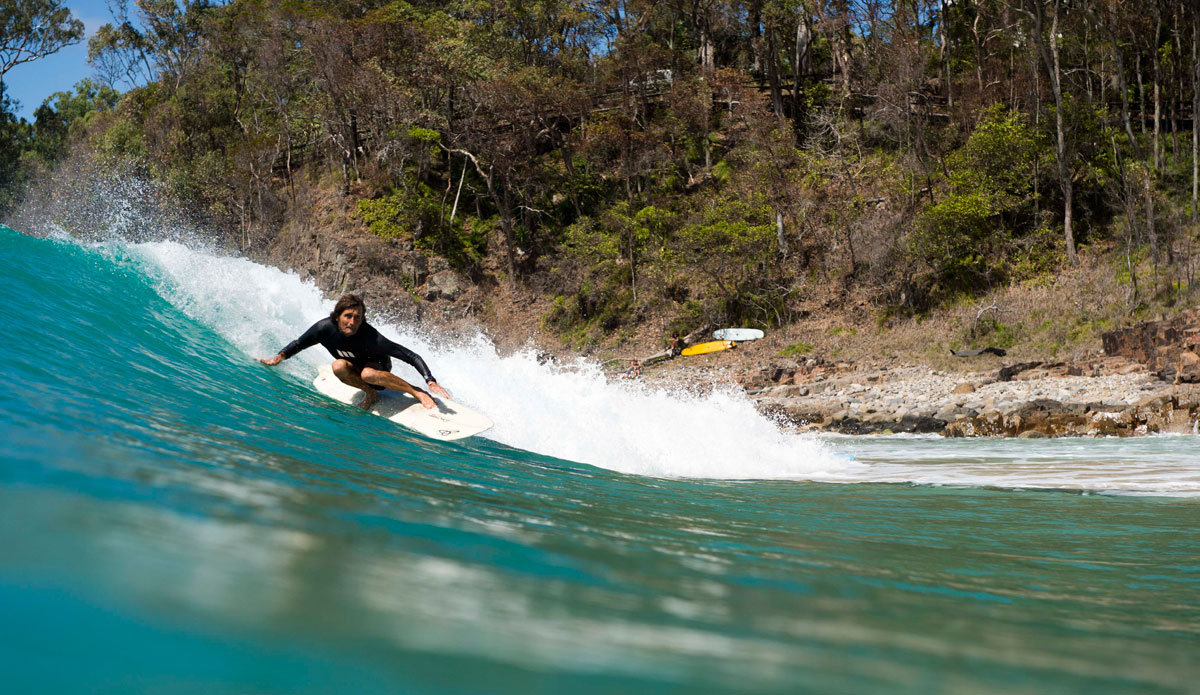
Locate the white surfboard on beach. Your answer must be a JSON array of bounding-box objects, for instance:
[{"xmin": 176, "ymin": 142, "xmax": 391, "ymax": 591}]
[
  {"xmin": 313, "ymin": 364, "xmax": 493, "ymax": 441},
  {"xmin": 712, "ymin": 328, "xmax": 764, "ymax": 342}
]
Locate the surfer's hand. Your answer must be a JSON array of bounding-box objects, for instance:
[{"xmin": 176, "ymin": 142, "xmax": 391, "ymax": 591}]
[
  {"xmin": 416, "ymin": 391, "xmax": 436, "ymax": 409},
  {"xmin": 427, "ymin": 381, "xmax": 451, "ymax": 400},
  {"xmin": 258, "ymin": 354, "xmax": 283, "ymax": 366}
]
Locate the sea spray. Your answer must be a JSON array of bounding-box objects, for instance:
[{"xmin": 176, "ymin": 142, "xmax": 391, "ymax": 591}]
[
  {"xmin": 6, "ymin": 153, "xmax": 204, "ymax": 246},
  {"xmin": 124, "ymin": 237, "xmax": 848, "ymax": 480}
]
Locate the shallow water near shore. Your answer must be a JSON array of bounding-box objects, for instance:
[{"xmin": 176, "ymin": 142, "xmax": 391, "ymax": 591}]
[
  {"xmin": 2, "ymin": 226, "xmax": 1198, "ymax": 694},
  {"xmin": 831, "ymin": 433, "xmax": 1200, "ymax": 496}
]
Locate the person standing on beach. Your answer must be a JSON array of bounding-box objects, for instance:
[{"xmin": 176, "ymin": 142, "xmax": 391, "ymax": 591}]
[{"xmin": 259, "ymin": 294, "xmax": 451, "ymax": 410}]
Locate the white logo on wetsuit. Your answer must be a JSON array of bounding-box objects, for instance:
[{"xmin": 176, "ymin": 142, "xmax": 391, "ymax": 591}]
[{"xmin": 337, "ymin": 350, "xmax": 356, "ymax": 359}]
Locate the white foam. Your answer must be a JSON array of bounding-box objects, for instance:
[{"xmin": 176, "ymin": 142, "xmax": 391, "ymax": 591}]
[
  {"xmin": 121, "ymin": 240, "xmax": 845, "ymax": 480},
  {"xmin": 114, "ymin": 239, "xmax": 1200, "ymax": 494}
]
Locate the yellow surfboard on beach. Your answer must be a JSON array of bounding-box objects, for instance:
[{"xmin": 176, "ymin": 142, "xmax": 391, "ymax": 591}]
[{"xmin": 681, "ymin": 340, "xmax": 736, "ymax": 357}]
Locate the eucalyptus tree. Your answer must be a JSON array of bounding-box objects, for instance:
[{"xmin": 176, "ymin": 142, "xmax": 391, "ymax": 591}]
[
  {"xmin": 1021, "ymin": 0, "xmax": 1078, "ymax": 265},
  {"xmin": 0, "ymin": 0, "xmax": 84, "ymax": 98},
  {"xmin": 88, "ymin": 0, "xmax": 215, "ymax": 91}
]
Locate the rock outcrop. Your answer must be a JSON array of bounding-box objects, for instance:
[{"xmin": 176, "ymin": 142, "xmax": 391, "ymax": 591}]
[
  {"xmin": 1101, "ymin": 309, "xmax": 1200, "ymax": 383},
  {"xmin": 748, "ymin": 360, "xmax": 1200, "ymax": 438},
  {"xmin": 942, "ymin": 393, "xmax": 1199, "ymax": 437}
]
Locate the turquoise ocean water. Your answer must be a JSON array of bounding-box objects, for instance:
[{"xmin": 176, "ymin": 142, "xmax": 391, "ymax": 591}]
[{"xmin": 1, "ymin": 224, "xmax": 1198, "ymax": 694}]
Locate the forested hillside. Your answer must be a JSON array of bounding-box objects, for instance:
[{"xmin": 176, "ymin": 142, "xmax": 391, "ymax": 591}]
[{"xmin": 6, "ymin": 0, "xmax": 1200, "ymax": 352}]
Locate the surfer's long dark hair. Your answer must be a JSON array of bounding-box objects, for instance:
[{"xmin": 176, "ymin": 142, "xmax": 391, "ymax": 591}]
[{"xmin": 330, "ymin": 293, "xmax": 366, "ymax": 320}]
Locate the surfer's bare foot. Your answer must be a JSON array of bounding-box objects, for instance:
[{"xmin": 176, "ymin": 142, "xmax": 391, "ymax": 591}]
[{"xmin": 358, "ymin": 389, "xmax": 380, "ymax": 410}]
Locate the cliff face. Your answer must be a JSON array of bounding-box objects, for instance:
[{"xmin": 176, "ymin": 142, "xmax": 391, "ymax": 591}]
[{"xmin": 249, "ymin": 181, "xmax": 481, "ymax": 327}]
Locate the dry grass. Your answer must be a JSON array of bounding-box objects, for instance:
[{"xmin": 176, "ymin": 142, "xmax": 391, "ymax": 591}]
[{"xmin": 491, "ymin": 245, "xmax": 1198, "ymax": 379}]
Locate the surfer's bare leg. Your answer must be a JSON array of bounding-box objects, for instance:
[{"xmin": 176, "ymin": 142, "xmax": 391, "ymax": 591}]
[
  {"xmin": 360, "ymin": 367, "xmax": 436, "ymax": 409},
  {"xmin": 331, "ymin": 359, "xmax": 381, "ymax": 410}
]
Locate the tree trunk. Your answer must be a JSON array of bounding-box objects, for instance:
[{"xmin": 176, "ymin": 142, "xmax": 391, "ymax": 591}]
[
  {"xmin": 1100, "ymin": 52, "xmax": 1107, "ymax": 108},
  {"xmin": 349, "ymin": 113, "xmax": 360, "ymax": 182},
  {"xmin": 1147, "ymin": 174, "xmax": 1158, "ymax": 292},
  {"xmin": 1155, "ymin": 8, "xmax": 1162, "ymax": 172},
  {"xmin": 497, "ymin": 177, "xmax": 517, "ymax": 278},
  {"xmin": 766, "ymin": 25, "xmax": 785, "ymax": 116},
  {"xmin": 1173, "ymin": 6, "xmax": 1183, "ymax": 167},
  {"xmin": 750, "ymin": 0, "xmax": 763, "ymax": 75},
  {"xmin": 1136, "ymin": 49, "xmax": 1146, "ymax": 135},
  {"xmin": 1084, "ymin": 23, "xmax": 1093, "ymax": 102},
  {"xmin": 795, "ymin": 14, "xmax": 813, "ymax": 78},
  {"xmin": 1172, "ymin": 96, "xmax": 1180, "ymax": 169},
  {"xmin": 455, "ymin": 152, "xmax": 517, "ymax": 279},
  {"xmin": 1096, "ymin": 8, "xmax": 1140, "ymax": 156},
  {"xmin": 698, "ymin": 6, "xmax": 715, "ymax": 71},
  {"xmin": 793, "ymin": 13, "xmax": 813, "ymax": 128},
  {"xmin": 1193, "ymin": 13, "xmax": 1199, "ymax": 223},
  {"xmin": 973, "ymin": 11, "xmax": 985, "ymax": 94},
  {"xmin": 449, "ymin": 160, "xmax": 467, "ymax": 227},
  {"xmin": 1030, "ymin": 0, "xmax": 1077, "ymax": 264},
  {"xmin": 832, "ymin": 0, "xmax": 853, "ymax": 95},
  {"xmin": 776, "ymin": 211, "xmax": 789, "ymax": 258},
  {"xmin": 940, "ymin": 0, "xmax": 952, "ymax": 107}
]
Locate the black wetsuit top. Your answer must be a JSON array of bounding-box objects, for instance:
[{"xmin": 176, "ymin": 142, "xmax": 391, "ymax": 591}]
[{"xmin": 280, "ymin": 318, "xmax": 436, "ymax": 383}]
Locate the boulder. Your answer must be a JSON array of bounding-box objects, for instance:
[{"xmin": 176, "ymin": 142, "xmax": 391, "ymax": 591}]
[
  {"xmin": 998, "ymin": 362, "xmax": 1043, "ymax": 381},
  {"xmin": 423, "ymin": 269, "xmax": 468, "ymax": 301},
  {"xmin": 1176, "ymin": 350, "xmax": 1200, "ymax": 384},
  {"xmin": 1163, "ymin": 407, "xmax": 1195, "ymax": 434},
  {"xmin": 771, "ymin": 384, "xmax": 810, "ymax": 398}
]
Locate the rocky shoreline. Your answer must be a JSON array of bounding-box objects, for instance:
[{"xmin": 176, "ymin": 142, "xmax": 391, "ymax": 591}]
[
  {"xmin": 742, "ymin": 358, "xmax": 1200, "ymax": 438},
  {"xmin": 242, "ymin": 189, "xmax": 1200, "ymax": 439}
]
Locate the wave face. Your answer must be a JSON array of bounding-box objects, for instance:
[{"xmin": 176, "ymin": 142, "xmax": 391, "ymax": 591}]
[{"xmin": 2, "ymin": 225, "xmax": 1198, "ymax": 694}]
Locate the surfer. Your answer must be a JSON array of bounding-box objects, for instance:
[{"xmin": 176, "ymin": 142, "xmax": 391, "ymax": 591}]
[{"xmin": 259, "ymin": 294, "xmax": 450, "ymax": 411}]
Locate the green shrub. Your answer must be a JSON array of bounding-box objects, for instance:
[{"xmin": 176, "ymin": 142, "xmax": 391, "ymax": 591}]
[
  {"xmin": 972, "ymin": 317, "xmax": 1019, "ymax": 348},
  {"xmin": 910, "ymin": 105, "xmax": 1049, "ymax": 300},
  {"xmin": 778, "ymin": 340, "xmax": 814, "ymax": 357}
]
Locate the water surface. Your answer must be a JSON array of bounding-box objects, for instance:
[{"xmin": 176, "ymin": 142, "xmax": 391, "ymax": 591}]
[{"xmin": 2, "ymin": 227, "xmax": 1197, "ymax": 694}]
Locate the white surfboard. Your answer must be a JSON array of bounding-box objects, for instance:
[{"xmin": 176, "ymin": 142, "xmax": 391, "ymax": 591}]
[
  {"xmin": 313, "ymin": 364, "xmax": 493, "ymax": 441},
  {"xmin": 712, "ymin": 328, "xmax": 764, "ymax": 342}
]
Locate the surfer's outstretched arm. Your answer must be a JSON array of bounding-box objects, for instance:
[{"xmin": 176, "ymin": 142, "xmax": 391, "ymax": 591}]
[
  {"xmin": 260, "ymin": 320, "xmax": 325, "ymax": 367},
  {"xmin": 267, "ymin": 322, "xmax": 324, "ymax": 363}
]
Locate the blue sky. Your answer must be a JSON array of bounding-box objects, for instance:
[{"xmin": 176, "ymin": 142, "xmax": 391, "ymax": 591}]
[{"xmin": 6, "ymin": 1, "xmax": 113, "ymax": 120}]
